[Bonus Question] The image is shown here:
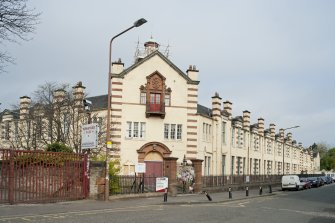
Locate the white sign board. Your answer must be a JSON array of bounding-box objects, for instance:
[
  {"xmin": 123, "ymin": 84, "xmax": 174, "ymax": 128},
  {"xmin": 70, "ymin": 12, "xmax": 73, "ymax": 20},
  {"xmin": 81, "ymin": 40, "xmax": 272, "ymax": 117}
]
[
  {"xmin": 246, "ymin": 175, "xmax": 250, "ymax": 183},
  {"xmin": 135, "ymin": 163, "xmax": 146, "ymax": 173},
  {"xmin": 156, "ymin": 177, "xmax": 168, "ymax": 192},
  {"xmin": 81, "ymin": 123, "xmax": 99, "ymax": 149}
]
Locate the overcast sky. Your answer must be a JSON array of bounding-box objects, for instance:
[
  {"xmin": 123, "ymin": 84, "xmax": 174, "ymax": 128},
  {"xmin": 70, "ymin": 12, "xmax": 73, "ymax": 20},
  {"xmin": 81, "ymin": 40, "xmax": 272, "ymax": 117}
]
[{"xmin": 1, "ymin": 0, "xmax": 334, "ymax": 147}]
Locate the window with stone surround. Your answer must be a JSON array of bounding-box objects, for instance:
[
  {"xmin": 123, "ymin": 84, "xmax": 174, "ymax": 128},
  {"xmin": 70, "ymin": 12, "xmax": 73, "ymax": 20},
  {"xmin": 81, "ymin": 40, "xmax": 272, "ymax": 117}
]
[
  {"xmin": 1, "ymin": 121, "xmax": 10, "ymax": 140},
  {"xmin": 140, "ymin": 92, "xmax": 146, "ymax": 104},
  {"xmin": 202, "ymin": 123, "xmax": 212, "ymax": 142},
  {"xmin": 126, "ymin": 121, "xmax": 146, "ymax": 139},
  {"xmin": 221, "ymin": 121, "xmax": 226, "ymax": 144},
  {"xmin": 266, "ymin": 139, "xmax": 272, "ymax": 154},
  {"xmin": 252, "ymin": 134, "xmax": 259, "ymax": 152},
  {"xmin": 164, "ymin": 123, "xmax": 182, "ymax": 140}
]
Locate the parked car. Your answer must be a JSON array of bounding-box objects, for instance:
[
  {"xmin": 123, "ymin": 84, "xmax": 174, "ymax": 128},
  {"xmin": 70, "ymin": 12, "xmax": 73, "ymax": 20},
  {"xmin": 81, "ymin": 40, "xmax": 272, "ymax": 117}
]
[
  {"xmin": 326, "ymin": 176, "xmax": 333, "ymax": 184},
  {"xmin": 282, "ymin": 175, "xmax": 303, "ymax": 191},
  {"xmin": 300, "ymin": 178, "xmax": 312, "ymax": 189},
  {"xmin": 308, "ymin": 177, "xmax": 321, "ymax": 187},
  {"xmin": 326, "ymin": 173, "xmax": 335, "ymax": 182},
  {"xmin": 322, "ymin": 176, "xmax": 333, "ymax": 184},
  {"xmin": 319, "ymin": 177, "xmax": 326, "ymax": 186}
]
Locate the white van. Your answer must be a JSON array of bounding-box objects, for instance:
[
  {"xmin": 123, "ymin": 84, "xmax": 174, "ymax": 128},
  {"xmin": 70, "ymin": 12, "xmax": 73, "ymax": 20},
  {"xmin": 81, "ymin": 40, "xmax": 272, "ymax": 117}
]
[{"xmin": 281, "ymin": 175, "xmax": 303, "ymax": 191}]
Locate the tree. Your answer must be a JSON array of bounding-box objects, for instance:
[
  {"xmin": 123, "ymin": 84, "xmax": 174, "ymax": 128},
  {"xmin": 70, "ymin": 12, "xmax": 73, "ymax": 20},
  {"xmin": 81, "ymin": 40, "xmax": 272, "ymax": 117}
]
[
  {"xmin": 320, "ymin": 147, "xmax": 335, "ymax": 171},
  {"xmin": 309, "ymin": 142, "xmax": 328, "ymax": 158},
  {"xmin": 4, "ymin": 81, "xmax": 107, "ymax": 154},
  {"xmin": 0, "ymin": 0, "xmax": 40, "ymax": 72},
  {"xmin": 46, "ymin": 142, "xmax": 73, "ymax": 153},
  {"xmin": 308, "ymin": 142, "xmax": 335, "ymax": 171}
]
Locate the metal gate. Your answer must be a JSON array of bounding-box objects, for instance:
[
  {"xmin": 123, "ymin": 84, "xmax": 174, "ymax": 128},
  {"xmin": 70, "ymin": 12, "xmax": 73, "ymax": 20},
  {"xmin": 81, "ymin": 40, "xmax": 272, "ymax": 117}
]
[{"xmin": 0, "ymin": 149, "xmax": 89, "ymax": 204}]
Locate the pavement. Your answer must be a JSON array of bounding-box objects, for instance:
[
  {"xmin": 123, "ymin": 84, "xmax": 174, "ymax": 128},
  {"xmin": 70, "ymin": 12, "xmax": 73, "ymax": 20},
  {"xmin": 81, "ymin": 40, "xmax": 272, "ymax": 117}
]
[
  {"xmin": 108, "ymin": 185, "xmax": 282, "ymax": 205},
  {"xmin": 0, "ymin": 186, "xmax": 283, "ymax": 220}
]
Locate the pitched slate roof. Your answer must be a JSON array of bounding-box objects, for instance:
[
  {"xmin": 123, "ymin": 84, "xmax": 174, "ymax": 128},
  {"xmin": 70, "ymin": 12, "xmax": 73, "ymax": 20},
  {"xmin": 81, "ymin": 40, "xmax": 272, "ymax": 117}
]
[
  {"xmin": 0, "ymin": 109, "xmax": 20, "ymax": 121},
  {"xmin": 86, "ymin": 95, "xmax": 108, "ymax": 110},
  {"xmin": 112, "ymin": 50, "xmax": 199, "ymax": 85},
  {"xmin": 197, "ymin": 104, "xmax": 212, "ymax": 118}
]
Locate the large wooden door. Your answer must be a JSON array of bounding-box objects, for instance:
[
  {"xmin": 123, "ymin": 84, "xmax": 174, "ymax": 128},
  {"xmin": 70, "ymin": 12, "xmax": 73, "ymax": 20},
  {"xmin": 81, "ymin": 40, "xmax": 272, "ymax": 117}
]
[
  {"xmin": 144, "ymin": 161, "xmax": 163, "ymax": 191},
  {"xmin": 145, "ymin": 161, "xmax": 163, "ymax": 177}
]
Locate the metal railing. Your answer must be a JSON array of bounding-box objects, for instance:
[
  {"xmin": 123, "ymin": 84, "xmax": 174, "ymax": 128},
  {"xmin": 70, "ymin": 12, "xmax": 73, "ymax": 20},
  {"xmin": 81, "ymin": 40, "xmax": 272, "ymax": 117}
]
[
  {"xmin": 110, "ymin": 173, "xmax": 324, "ymax": 195},
  {"xmin": 110, "ymin": 175, "xmax": 158, "ymax": 195},
  {"xmin": 0, "ymin": 149, "xmax": 88, "ymax": 204},
  {"xmin": 202, "ymin": 174, "xmax": 323, "ymax": 188}
]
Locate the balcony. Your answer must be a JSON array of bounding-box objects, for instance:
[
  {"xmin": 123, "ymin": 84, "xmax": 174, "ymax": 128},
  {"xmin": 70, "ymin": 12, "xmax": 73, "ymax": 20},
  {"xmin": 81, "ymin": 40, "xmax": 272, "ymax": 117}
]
[{"xmin": 146, "ymin": 102, "xmax": 165, "ymax": 118}]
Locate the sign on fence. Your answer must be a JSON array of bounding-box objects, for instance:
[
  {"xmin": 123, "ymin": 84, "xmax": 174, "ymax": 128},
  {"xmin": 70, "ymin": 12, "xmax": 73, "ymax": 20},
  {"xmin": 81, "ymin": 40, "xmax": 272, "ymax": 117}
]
[
  {"xmin": 156, "ymin": 177, "xmax": 168, "ymax": 192},
  {"xmin": 135, "ymin": 163, "xmax": 146, "ymax": 173},
  {"xmin": 81, "ymin": 123, "xmax": 99, "ymax": 149},
  {"xmin": 246, "ymin": 175, "xmax": 250, "ymax": 183}
]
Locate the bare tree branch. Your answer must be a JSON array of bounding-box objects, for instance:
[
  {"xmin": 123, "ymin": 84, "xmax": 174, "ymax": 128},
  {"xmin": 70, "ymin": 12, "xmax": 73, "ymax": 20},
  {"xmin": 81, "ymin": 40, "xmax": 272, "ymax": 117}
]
[{"xmin": 0, "ymin": 0, "xmax": 40, "ymax": 72}]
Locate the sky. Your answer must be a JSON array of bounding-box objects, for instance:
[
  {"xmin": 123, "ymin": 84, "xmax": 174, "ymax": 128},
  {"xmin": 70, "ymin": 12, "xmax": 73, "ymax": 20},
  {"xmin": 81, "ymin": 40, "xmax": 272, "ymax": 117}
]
[{"xmin": 0, "ymin": 0, "xmax": 334, "ymax": 148}]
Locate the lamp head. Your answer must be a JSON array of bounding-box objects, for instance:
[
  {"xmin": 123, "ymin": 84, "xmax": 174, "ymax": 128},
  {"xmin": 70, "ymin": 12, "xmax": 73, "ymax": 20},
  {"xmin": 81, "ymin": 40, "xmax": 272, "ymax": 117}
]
[{"xmin": 134, "ymin": 18, "xmax": 147, "ymax": 27}]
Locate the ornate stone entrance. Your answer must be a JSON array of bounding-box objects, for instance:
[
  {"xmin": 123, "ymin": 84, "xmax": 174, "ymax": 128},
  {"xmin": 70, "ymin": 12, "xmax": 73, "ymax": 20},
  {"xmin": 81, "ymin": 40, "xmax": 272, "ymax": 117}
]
[
  {"xmin": 136, "ymin": 142, "xmax": 203, "ymax": 195},
  {"xmin": 137, "ymin": 142, "xmax": 172, "ymax": 162},
  {"xmin": 137, "ymin": 142, "xmax": 172, "ymax": 178}
]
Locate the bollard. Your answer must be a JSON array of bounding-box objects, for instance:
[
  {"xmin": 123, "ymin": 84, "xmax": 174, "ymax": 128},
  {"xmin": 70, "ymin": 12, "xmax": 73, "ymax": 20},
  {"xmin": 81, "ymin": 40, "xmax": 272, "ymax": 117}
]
[
  {"xmin": 269, "ymin": 185, "xmax": 272, "ymax": 194},
  {"xmin": 204, "ymin": 191, "xmax": 212, "ymax": 201},
  {"xmin": 259, "ymin": 186, "xmax": 263, "ymax": 195},
  {"xmin": 228, "ymin": 187, "xmax": 232, "ymax": 199},
  {"xmin": 246, "ymin": 186, "xmax": 249, "ymax": 196},
  {"xmin": 163, "ymin": 187, "xmax": 168, "ymax": 202}
]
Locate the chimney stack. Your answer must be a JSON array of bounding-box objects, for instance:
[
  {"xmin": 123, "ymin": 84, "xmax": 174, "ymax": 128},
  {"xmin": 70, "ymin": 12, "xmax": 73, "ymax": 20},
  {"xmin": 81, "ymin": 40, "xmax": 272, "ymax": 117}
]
[
  {"xmin": 279, "ymin": 128, "xmax": 284, "ymax": 141},
  {"xmin": 223, "ymin": 101, "xmax": 232, "ymax": 116},
  {"xmin": 53, "ymin": 89, "xmax": 66, "ymax": 104},
  {"xmin": 72, "ymin": 81, "xmax": 86, "ymax": 108},
  {"xmin": 287, "ymin": 132, "xmax": 292, "ymax": 143},
  {"xmin": 211, "ymin": 92, "xmax": 222, "ymax": 119},
  {"xmin": 258, "ymin": 118, "xmax": 264, "ymax": 135},
  {"xmin": 186, "ymin": 65, "xmax": 199, "ymax": 81},
  {"xmin": 243, "ymin": 110, "xmax": 250, "ymax": 130},
  {"xmin": 270, "ymin": 123, "xmax": 276, "ymax": 139},
  {"xmin": 112, "ymin": 58, "xmax": 124, "ymax": 74},
  {"xmin": 19, "ymin": 96, "xmax": 31, "ymax": 120}
]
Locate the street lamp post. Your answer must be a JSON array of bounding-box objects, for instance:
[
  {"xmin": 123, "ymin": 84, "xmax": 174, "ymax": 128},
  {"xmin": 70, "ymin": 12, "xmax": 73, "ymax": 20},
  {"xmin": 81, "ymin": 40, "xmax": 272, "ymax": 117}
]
[
  {"xmin": 105, "ymin": 18, "xmax": 147, "ymax": 201},
  {"xmin": 282, "ymin": 125, "xmax": 300, "ymax": 175}
]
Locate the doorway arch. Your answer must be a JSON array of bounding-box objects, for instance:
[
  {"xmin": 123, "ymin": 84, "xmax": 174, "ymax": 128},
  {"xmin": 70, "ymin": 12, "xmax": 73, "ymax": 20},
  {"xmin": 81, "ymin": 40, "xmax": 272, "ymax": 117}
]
[
  {"xmin": 137, "ymin": 142, "xmax": 172, "ymax": 162},
  {"xmin": 137, "ymin": 142, "xmax": 171, "ymax": 178}
]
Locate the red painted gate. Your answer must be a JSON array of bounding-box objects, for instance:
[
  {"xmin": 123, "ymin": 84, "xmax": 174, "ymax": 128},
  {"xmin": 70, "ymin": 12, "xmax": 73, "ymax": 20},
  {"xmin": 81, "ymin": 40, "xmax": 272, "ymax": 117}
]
[{"xmin": 0, "ymin": 149, "xmax": 89, "ymax": 204}]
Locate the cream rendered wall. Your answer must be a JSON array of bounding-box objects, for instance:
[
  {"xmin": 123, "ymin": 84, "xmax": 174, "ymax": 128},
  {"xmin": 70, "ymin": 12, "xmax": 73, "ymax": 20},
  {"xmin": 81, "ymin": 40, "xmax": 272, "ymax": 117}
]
[
  {"xmin": 197, "ymin": 115, "xmax": 215, "ymax": 175},
  {"xmin": 263, "ymin": 138, "xmax": 275, "ymax": 175},
  {"xmin": 197, "ymin": 112, "xmax": 235, "ymax": 176},
  {"xmin": 118, "ymin": 55, "xmax": 190, "ymax": 169},
  {"xmin": 221, "ymin": 117, "xmax": 231, "ymax": 176}
]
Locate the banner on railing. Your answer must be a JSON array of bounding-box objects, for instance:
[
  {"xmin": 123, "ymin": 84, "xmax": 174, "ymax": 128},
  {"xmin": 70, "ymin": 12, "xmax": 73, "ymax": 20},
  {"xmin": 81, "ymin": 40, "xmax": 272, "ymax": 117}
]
[{"xmin": 156, "ymin": 177, "xmax": 168, "ymax": 192}]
